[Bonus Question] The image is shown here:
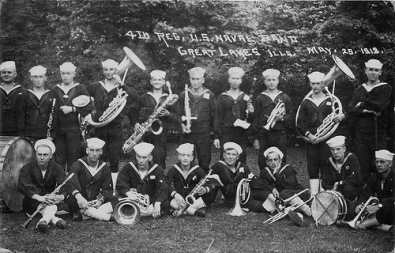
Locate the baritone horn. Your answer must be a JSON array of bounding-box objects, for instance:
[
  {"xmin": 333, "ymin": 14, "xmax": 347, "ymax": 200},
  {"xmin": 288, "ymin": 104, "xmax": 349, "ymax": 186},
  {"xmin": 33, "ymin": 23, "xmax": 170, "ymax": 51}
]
[
  {"xmin": 263, "ymin": 100, "xmax": 285, "ymax": 130},
  {"xmin": 227, "ymin": 173, "xmax": 253, "ymax": 216}
]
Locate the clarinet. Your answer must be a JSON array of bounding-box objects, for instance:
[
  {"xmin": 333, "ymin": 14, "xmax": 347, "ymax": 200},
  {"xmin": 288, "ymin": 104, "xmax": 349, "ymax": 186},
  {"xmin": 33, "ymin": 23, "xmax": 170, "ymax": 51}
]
[
  {"xmin": 47, "ymin": 98, "xmax": 56, "ymax": 138},
  {"xmin": 22, "ymin": 173, "xmax": 74, "ymax": 229},
  {"xmin": 181, "ymin": 84, "xmax": 197, "ymax": 132}
]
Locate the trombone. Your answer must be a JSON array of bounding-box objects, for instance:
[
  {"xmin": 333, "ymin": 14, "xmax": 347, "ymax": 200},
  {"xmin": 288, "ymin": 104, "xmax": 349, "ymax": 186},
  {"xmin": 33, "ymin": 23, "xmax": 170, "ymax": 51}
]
[{"xmin": 264, "ymin": 189, "xmax": 312, "ymax": 224}]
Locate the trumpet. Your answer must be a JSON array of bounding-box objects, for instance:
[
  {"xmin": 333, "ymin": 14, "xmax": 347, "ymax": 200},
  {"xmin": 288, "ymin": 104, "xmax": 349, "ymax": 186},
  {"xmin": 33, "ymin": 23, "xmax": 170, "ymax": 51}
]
[
  {"xmin": 263, "ymin": 100, "xmax": 285, "ymax": 130},
  {"xmin": 227, "ymin": 173, "xmax": 254, "ymax": 216},
  {"xmin": 122, "ymin": 81, "xmax": 178, "ymax": 153},
  {"xmin": 344, "ymin": 196, "xmax": 380, "ymax": 229}
]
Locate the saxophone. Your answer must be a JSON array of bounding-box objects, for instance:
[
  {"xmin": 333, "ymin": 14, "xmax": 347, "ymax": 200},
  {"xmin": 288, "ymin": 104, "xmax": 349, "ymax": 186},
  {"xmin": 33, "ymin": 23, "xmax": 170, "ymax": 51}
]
[
  {"xmin": 122, "ymin": 81, "xmax": 178, "ymax": 153},
  {"xmin": 173, "ymin": 170, "xmax": 212, "ymax": 217}
]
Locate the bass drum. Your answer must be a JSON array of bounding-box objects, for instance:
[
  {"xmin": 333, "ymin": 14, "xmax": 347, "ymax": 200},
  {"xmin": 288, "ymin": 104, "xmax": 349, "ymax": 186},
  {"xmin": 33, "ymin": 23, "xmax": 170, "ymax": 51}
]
[
  {"xmin": 0, "ymin": 136, "xmax": 35, "ymax": 212},
  {"xmin": 311, "ymin": 190, "xmax": 348, "ymax": 225}
]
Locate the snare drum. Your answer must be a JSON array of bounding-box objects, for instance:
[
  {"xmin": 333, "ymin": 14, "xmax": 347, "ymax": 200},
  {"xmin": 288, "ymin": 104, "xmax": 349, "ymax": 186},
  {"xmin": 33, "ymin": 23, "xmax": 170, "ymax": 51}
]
[
  {"xmin": 311, "ymin": 190, "xmax": 348, "ymax": 225},
  {"xmin": 0, "ymin": 136, "xmax": 35, "ymax": 212}
]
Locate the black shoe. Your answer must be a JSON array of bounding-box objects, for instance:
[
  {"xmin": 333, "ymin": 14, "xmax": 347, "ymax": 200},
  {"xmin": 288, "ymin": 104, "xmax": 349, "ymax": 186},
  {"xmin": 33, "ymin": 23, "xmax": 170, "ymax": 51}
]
[
  {"xmin": 389, "ymin": 225, "xmax": 394, "ymax": 235},
  {"xmin": 194, "ymin": 209, "xmax": 206, "ymax": 217},
  {"xmin": 56, "ymin": 220, "xmax": 67, "ymax": 229},
  {"xmin": 72, "ymin": 212, "xmax": 82, "ymax": 221},
  {"xmin": 37, "ymin": 220, "xmax": 48, "ymax": 233},
  {"xmin": 288, "ymin": 211, "xmax": 308, "ymax": 227}
]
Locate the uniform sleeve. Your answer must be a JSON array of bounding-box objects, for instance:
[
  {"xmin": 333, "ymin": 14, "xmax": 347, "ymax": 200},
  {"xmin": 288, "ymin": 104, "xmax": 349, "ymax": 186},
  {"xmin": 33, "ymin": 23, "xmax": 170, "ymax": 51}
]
[
  {"xmin": 360, "ymin": 85, "xmax": 392, "ymax": 112},
  {"xmin": 54, "ymin": 165, "xmax": 68, "ymax": 198},
  {"xmin": 258, "ymin": 168, "xmax": 275, "ymax": 192},
  {"xmin": 66, "ymin": 161, "xmax": 82, "ymax": 195},
  {"xmin": 166, "ymin": 167, "xmax": 178, "ymax": 195},
  {"xmin": 100, "ymin": 167, "xmax": 114, "ymax": 202},
  {"xmin": 128, "ymin": 96, "xmax": 143, "ymax": 127},
  {"xmin": 17, "ymin": 164, "xmax": 39, "ymax": 198},
  {"xmin": 154, "ymin": 168, "xmax": 169, "ymax": 204},
  {"xmin": 116, "ymin": 164, "xmax": 133, "ymax": 197},
  {"xmin": 209, "ymin": 92, "xmax": 216, "ymax": 132},
  {"xmin": 283, "ymin": 95, "xmax": 294, "ymax": 129},
  {"xmin": 252, "ymin": 96, "xmax": 262, "ymax": 138},
  {"xmin": 357, "ymin": 175, "xmax": 376, "ymax": 205},
  {"xmin": 213, "ymin": 96, "xmax": 223, "ymax": 139},
  {"xmin": 275, "ymin": 166, "xmax": 300, "ymax": 190},
  {"xmin": 296, "ymin": 100, "xmax": 309, "ymax": 136},
  {"xmin": 321, "ymin": 162, "xmax": 334, "ymax": 190}
]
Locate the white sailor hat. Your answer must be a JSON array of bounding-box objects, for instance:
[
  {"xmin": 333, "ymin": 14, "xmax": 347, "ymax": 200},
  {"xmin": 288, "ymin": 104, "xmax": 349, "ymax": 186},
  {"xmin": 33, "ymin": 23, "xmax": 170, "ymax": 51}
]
[
  {"xmin": 0, "ymin": 61, "xmax": 16, "ymax": 71},
  {"xmin": 365, "ymin": 59, "xmax": 383, "ymax": 69},
  {"xmin": 188, "ymin": 67, "xmax": 206, "ymax": 77},
  {"xmin": 29, "ymin": 65, "xmax": 47, "ymax": 76},
  {"xmin": 375, "ymin": 150, "xmax": 394, "ymax": 161},
  {"xmin": 228, "ymin": 67, "xmax": 245, "ymax": 77},
  {"xmin": 59, "ymin": 62, "xmax": 77, "ymax": 72},
  {"xmin": 134, "ymin": 142, "xmax": 155, "ymax": 156},
  {"xmin": 326, "ymin": 135, "xmax": 346, "ymax": 148},
  {"xmin": 86, "ymin": 137, "xmax": 105, "ymax": 149},
  {"xmin": 176, "ymin": 143, "xmax": 194, "ymax": 154},
  {"xmin": 150, "ymin": 70, "xmax": 166, "ymax": 79},
  {"xmin": 34, "ymin": 139, "xmax": 56, "ymax": 154},
  {"xmin": 307, "ymin": 71, "xmax": 325, "ymax": 83},
  {"xmin": 262, "ymin": 69, "xmax": 280, "ymax": 78},
  {"xmin": 101, "ymin": 59, "xmax": 119, "ymax": 69},
  {"xmin": 223, "ymin": 142, "xmax": 242, "ymax": 155},
  {"xmin": 263, "ymin": 147, "xmax": 284, "ymax": 160}
]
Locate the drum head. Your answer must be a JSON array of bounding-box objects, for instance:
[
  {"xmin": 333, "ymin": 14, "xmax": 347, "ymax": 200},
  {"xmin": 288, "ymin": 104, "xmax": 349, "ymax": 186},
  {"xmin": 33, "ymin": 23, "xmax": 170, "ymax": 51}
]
[
  {"xmin": 312, "ymin": 191, "xmax": 346, "ymax": 226},
  {"xmin": 1, "ymin": 137, "xmax": 34, "ymax": 212}
]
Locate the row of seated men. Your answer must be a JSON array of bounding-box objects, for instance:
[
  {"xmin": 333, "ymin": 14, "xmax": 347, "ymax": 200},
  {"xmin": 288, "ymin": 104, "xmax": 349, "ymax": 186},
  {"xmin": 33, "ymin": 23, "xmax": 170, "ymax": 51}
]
[
  {"xmin": 1, "ymin": 57, "xmax": 392, "ymax": 198},
  {"xmin": 17, "ymin": 137, "xmax": 394, "ymax": 235}
]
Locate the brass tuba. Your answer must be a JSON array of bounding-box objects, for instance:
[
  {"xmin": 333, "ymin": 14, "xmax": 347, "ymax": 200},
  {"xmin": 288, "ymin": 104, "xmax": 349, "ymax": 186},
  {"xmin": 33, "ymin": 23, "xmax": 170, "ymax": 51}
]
[
  {"xmin": 227, "ymin": 173, "xmax": 253, "ymax": 216},
  {"xmin": 122, "ymin": 81, "xmax": 179, "ymax": 153},
  {"xmin": 85, "ymin": 47, "xmax": 146, "ymax": 128},
  {"xmin": 112, "ymin": 199, "xmax": 141, "ymax": 225},
  {"xmin": 295, "ymin": 54, "xmax": 354, "ymax": 143}
]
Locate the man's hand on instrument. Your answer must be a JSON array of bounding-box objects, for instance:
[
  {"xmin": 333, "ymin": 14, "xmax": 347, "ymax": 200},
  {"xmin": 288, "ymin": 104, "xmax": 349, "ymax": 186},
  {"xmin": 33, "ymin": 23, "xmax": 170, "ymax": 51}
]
[
  {"xmin": 88, "ymin": 199, "xmax": 102, "ymax": 208},
  {"xmin": 247, "ymin": 103, "xmax": 254, "ymax": 113},
  {"xmin": 366, "ymin": 204, "xmax": 380, "ymax": 215},
  {"xmin": 362, "ymin": 109, "xmax": 380, "ymax": 117},
  {"xmin": 272, "ymin": 188, "xmax": 280, "ymax": 198},
  {"xmin": 51, "ymin": 194, "xmax": 65, "ymax": 205},
  {"xmin": 213, "ymin": 139, "xmax": 220, "ymax": 149},
  {"xmin": 307, "ymin": 133, "xmax": 318, "ymax": 144},
  {"xmin": 253, "ymin": 139, "xmax": 260, "ymax": 150},
  {"xmin": 126, "ymin": 191, "xmax": 138, "ymax": 201},
  {"xmin": 152, "ymin": 202, "xmax": 161, "ymax": 219},
  {"xmin": 134, "ymin": 123, "xmax": 144, "ymax": 133},
  {"xmin": 60, "ymin": 105, "xmax": 73, "ymax": 115},
  {"xmin": 355, "ymin": 204, "xmax": 364, "ymax": 214},
  {"xmin": 113, "ymin": 74, "xmax": 122, "ymax": 85},
  {"xmin": 181, "ymin": 124, "xmax": 191, "ymax": 134},
  {"xmin": 333, "ymin": 113, "xmax": 345, "ymax": 123},
  {"xmin": 75, "ymin": 194, "xmax": 89, "ymax": 209},
  {"xmin": 332, "ymin": 182, "xmax": 340, "ymax": 191},
  {"xmin": 196, "ymin": 186, "xmax": 208, "ymax": 196},
  {"xmin": 174, "ymin": 193, "xmax": 185, "ymax": 205},
  {"xmin": 158, "ymin": 108, "xmax": 170, "ymax": 117}
]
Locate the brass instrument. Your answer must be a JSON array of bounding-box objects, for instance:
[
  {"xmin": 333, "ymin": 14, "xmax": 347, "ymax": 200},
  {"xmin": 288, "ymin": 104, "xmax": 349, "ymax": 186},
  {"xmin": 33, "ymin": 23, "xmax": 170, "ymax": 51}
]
[
  {"xmin": 227, "ymin": 173, "xmax": 254, "ymax": 216},
  {"xmin": 264, "ymin": 189, "xmax": 312, "ymax": 224},
  {"xmin": 47, "ymin": 98, "xmax": 56, "ymax": 138},
  {"xmin": 295, "ymin": 55, "xmax": 354, "ymax": 143},
  {"xmin": 173, "ymin": 171, "xmax": 212, "ymax": 217},
  {"xmin": 344, "ymin": 196, "xmax": 380, "ymax": 229},
  {"xmin": 84, "ymin": 47, "xmax": 146, "ymax": 129},
  {"xmin": 112, "ymin": 189, "xmax": 150, "ymax": 225},
  {"xmin": 122, "ymin": 81, "xmax": 179, "ymax": 153},
  {"xmin": 263, "ymin": 100, "xmax": 285, "ymax": 130},
  {"xmin": 22, "ymin": 173, "xmax": 74, "ymax": 229},
  {"xmin": 181, "ymin": 84, "xmax": 197, "ymax": 133}
]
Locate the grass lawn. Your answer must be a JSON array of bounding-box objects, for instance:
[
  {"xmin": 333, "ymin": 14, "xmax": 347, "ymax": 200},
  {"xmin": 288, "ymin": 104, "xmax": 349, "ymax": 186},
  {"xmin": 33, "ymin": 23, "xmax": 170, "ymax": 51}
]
[{"xmin": 1, "ymin": 144, "xmax": 394, "ymax": 253}]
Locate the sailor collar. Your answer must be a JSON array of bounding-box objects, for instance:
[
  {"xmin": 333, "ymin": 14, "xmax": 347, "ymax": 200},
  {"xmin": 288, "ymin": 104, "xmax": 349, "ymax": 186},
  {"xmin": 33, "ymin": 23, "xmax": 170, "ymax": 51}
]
[
  {"xmin": 174, "ymin": 164, "xmax": 200, "ymax": 180},
  {"xmin": 0, "ymin": 83, "xmax": 21, "ymax": 94},
  {"xmin": 362, "ymin": 82, "xmax": 387, "ymax": 92},
  {"xmin": 99, "ymin": 80, "xmax": 118, "ymax": 93},
  {"xmin": 147, "ymin": 92, "xmax": 168, "ymax": 105},
  {"xmin": 129, "ymin": 162, "xmax": 158, "ymax": 180},
  {"xmin": 261, "ymin": 90, "xmax": 283, "ymax": 102},
  {"xmin": 78, "ymin": 159, "xmax": 106, "ymax": 177},
  {"xmin": 28, "ymin": 89, "xmax": 50, "ymax": 100},
  {"xmin": 219, "ymin": 160, "xmax": 243, "ymax": 173},
  {"xmin": 222, "ymin": 91, "xmax": 248, "ymax": 101},
  {"xmin": 329, "ymin": 152, "xmax": 352, "ymax": 173},
  {"xmin": 304, "ymin": 92, "xmax": 331, "ymax": 107},
  {"xmin": 56, "ymin": 83, "xmax": 80, "ymax": 94}
]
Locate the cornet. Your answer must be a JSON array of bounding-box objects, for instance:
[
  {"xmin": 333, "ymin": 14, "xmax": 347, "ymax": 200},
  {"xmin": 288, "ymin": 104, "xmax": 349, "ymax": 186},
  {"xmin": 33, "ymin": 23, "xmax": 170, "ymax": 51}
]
[
  {"xmin": 343, "ymin": 196, "xmax": 380, "ymax": 229},
  {"xmin": 263, "ymin": 100, "xmax": 285, "ymax": 130}
]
